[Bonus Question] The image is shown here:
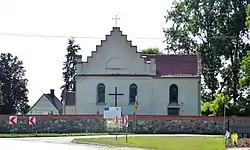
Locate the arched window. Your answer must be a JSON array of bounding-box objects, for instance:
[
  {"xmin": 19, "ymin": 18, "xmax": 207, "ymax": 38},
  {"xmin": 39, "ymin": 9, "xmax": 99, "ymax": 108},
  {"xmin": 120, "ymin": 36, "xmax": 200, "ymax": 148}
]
[
  {"xmin": 97, "ymin": 83, "xmax": 105, "ymax": 103},
  {"xmin": 169, "ymin": 84, "xmax": 178, "ymax": 103},
  {"xmin": 129, "ymin": 84, "xmax": 137, "ymax": 103}
]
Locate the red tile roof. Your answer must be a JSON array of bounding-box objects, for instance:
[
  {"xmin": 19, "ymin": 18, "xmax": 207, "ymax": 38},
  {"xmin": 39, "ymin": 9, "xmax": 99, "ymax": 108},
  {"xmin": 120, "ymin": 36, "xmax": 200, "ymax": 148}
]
[{"xmin": 143, "ymin": 54, "xmax": 201, "ymax": 76}]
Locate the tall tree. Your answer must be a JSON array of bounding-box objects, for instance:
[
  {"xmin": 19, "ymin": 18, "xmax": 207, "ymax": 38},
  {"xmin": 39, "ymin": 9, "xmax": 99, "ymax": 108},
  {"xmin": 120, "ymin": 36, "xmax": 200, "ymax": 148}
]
[
  {"xmin": 233, "ymin": 1, "xmax": 250, "ymax": 115},
  {"xmin": 246, "ymin": 1, "xmax": 250, "ymax": 28},
  {"xmin": 0, "ymin": 85, "xmax": 3, "ymax": 112},
  {"xmin": 243, "ymin": 1, "xmax": 250, "ymax": 87},
  {"xmin": 164, "ymin": 0, "xmax": 249, "ymax": 115},
  {"xmin": 0, "ymin": 53, "xmax": 30, "ymax": 114},
  {"xmin": 240, "ymin": 50, "xmax": 250, "ymax": 92},
  {"xmin": 61, "ymin": 38, "xmax": 81, "ymax": 95},
  {"xmin": 141, "ymin": 47, "xmax": 163, "ymax": 54}
]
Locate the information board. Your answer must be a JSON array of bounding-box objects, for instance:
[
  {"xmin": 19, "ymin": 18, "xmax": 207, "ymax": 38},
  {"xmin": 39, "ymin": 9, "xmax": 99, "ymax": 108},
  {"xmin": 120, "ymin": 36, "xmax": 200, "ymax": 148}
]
[{"xmin": 103, "ymin": 107, "xmax": 121, "ymax": 119}]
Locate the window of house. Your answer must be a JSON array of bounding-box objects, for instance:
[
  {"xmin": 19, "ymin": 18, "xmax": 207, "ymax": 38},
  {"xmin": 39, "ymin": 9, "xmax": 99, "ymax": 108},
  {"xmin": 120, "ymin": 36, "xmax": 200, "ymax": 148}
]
[
  {"xmin": 129, "ymin": 84, "xmax": 137, "ymax": 103},
  {"xmin": 169, "ymin": 84, "xmax": 178, "ymax": 103},
  {"xmin": 97, "ymin": 83, "xmax": 105, "ymax": 103}
]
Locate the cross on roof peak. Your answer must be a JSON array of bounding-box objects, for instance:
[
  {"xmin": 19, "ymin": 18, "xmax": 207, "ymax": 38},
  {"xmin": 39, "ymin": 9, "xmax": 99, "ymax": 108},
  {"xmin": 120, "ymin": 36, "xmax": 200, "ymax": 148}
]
[{"xmin": 112, "ymin": 15, "xmax": 120, "ymax": 27}]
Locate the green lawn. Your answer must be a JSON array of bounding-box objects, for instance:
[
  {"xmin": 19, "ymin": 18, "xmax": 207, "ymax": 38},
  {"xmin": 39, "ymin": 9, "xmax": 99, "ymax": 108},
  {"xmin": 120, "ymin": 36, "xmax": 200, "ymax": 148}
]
[{"xmin": 73, "ymin": 136, "xmax": 225, "ymax": 150}]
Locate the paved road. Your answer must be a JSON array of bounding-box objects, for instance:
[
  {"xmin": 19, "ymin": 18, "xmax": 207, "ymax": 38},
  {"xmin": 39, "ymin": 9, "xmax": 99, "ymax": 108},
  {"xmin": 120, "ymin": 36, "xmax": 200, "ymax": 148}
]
[
  {"xmin": 0, "ymin": 134, "xmax": 248, "ymax": 150},
  {"xmin": 0, "ymin": 136, "xmax": 142, "ymax": 150}
]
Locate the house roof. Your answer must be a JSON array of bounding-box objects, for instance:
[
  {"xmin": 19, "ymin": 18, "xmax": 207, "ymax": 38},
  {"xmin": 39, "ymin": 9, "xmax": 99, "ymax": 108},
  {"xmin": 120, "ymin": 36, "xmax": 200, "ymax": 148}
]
[
  {"xmin": 28, "ymin": 93, "xmax": 62, "ymax": 113},
  {"xmin": 44, "ymin": 94, "xmax": 62, "ymax": 110},
  {"xmin": 143, "ymin": 54, "xmax": 201, "ymax": 76}
]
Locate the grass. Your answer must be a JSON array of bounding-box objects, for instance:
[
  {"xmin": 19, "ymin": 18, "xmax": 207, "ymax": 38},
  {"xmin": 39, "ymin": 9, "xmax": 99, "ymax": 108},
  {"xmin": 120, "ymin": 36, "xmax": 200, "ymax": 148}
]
[
  {"xmin": 73, "ymin": 136, "xmax": 225, "ymax": 150},
  {"xmin": 0, "ymin": 132, "xmax": 131, "ymax": 138}
]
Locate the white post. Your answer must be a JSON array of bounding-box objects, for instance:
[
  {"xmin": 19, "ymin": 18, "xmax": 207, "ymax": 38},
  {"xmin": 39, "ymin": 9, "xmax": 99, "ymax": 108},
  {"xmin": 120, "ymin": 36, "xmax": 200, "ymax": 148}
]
[
  {"xmin": 115, "ymin": 116, "xmax": 118, "ymax": 140},
  {"xmin": 223, "ymin": 102, "xmax": 226, "ymax": 135},
  {"xmin": 223, "ymin": 103, "xmax": 228, "ymax": 146},
  {"xmin": 134, "ymin": 95, "xmax": 138, "ymax": 131}
]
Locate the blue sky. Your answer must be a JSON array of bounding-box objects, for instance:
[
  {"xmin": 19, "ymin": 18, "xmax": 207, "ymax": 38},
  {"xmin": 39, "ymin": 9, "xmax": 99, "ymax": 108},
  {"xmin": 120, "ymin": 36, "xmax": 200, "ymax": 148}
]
[{"xmin": 0, "ymin": 0, "xmax": 173, "ymax": 105}]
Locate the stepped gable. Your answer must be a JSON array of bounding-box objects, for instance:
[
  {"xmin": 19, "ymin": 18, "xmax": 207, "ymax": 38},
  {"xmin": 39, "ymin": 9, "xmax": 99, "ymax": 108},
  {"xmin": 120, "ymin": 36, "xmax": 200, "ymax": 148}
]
[
  {"xmin": 143, "ymin": 54, "xmax": 201, "ymax": 76},
  {"xmin": 83, "ymin": 27, "xmax": 144, "ymax": 64},
  {"xmin": 80, "ymin": 27, "xmax": 201, "ymax": 77}
]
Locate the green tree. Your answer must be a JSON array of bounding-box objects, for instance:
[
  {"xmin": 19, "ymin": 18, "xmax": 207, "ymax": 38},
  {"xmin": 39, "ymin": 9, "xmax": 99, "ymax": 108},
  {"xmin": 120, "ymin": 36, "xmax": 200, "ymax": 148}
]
[
  {"xmin": 246, "ymin": 2, "xmax": 250, "ymax": 28},
  {"xmin": 243, "ymin": 2, "xmax": 250, "ymax": 88},
  {"xmin": 202, "ymin": 93, "xmax": 228, "ymax": 116},
  {"xmin": 61, "ymin": 38, "xmax": 81, "ymax": 95},
  {"xmin": 0, "ymin": 53, "xmax": 30, "ymax": 114},
  {"xmin": 240, "ymin": 50, "xmax": 250, "ymax": 87},
  {"xmin": 164, "ymin": 0, "xmax": 249, "ymax": 115},
  {"xmin": 141, "ymin": 47, "xmax": 163, "ymax": 54},
  {"xmin": 240, "ymin": 50, "xmax": 250, "ymax": 114},
  {"xmin": 0, "ymin": 85, "xmax": 3, "ymax": 112}
]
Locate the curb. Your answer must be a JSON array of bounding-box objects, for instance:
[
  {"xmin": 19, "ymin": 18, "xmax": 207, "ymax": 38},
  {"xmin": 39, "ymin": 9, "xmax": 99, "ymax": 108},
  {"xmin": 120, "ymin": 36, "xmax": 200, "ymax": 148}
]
[
  {"xmin": 72, "ymin": 140, "xmax": 114, "ymax": 147},
  {"xmin": 226, "ymin": 147, "xmax": 250, "ymax": 150},
  {"xmin": 72, "ymin": 141, "xmax": 145, "ymax": 150},
  {"xmin": 0, "ymin": 135, "xmax": 87, "ymax": 138}
]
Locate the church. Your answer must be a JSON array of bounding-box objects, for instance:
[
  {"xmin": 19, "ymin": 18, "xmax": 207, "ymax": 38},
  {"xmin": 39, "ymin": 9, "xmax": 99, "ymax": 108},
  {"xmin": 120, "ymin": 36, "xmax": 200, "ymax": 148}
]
[{"xmin": 62, "ymin": 26, "xmax": 202, "ymax": 116}]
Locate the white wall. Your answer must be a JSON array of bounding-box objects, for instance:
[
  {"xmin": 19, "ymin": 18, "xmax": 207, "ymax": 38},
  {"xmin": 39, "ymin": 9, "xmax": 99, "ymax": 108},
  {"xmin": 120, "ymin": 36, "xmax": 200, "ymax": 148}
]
[
  {"xmin": 153, "ymin": 77, "xmax": 200, "ymax": 116},
  {"xmin": 27, "ymin": 95, "xmax": 59, "ymax": 115},
  {"xmin": 75, "ymin": 76, "xmax": 200, "ymax": 116},
  {"xmin": 74, "ymin": 27, "xmax": 201, "ymax": 116},
  {"xmin": 65, "ymin": 106, "xmax": 76, "ymax": 114}
]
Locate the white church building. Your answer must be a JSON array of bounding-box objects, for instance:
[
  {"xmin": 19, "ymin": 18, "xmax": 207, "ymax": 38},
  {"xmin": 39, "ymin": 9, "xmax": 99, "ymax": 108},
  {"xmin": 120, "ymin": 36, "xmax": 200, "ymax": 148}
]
[{"xmin": 62, "ymin": 27, "xmax": 202, "ymax": 116}]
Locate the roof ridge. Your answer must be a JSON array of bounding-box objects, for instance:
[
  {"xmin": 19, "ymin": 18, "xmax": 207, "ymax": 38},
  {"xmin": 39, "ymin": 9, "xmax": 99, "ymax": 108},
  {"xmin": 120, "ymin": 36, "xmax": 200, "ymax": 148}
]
[{"xmin": 45, "ymin": 94, "xmax": 61, "ymax": 111}]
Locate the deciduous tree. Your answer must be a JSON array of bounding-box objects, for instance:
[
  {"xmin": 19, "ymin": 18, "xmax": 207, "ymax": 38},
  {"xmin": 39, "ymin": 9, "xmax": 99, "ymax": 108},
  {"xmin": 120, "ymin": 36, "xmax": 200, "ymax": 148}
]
[
  {"xmin": 141, "ymin": 47, "xmax": 163, "ymax": 54},
  {"xmin": 0, "ymin": 53, "xmax": 30, "ymax": 114},
  {"xmin": 164, "ymin": 0, "xmax": 249, "ymax": 115}
]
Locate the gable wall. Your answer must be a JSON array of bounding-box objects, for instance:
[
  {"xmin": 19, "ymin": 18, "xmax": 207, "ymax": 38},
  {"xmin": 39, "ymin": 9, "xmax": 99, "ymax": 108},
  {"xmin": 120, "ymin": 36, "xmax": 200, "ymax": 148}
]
[
  {"xmin": 27, "ymin": 95, "xmax": 59, "ymax": 115},
  {"xmin": 77, "ymin": 28, "xmax": 155, "ymax": 75}
]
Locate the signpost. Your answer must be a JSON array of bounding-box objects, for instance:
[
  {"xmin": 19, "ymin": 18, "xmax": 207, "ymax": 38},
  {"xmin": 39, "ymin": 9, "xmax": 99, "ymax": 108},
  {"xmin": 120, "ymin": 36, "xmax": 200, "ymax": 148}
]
[
  {"xmin": 115, "ymin": 116, "xmax": 118, "ymax": 140},
  {"xmin": 29, "ymin": 116, "xmax": 36, "ymax": 133},
  {"xmin": 104, "ymin": 107, "xmax": 122, "ymax": 140},
  {"xmin": 9, "ymin": 116, "xmax": 17, "ymax": 134},
  {"xmin": 123, "ymin": 115, "xmax": 129, "ymax": 142},
  {"xmin": 134, "ymin": 97, "xmax": 139, "ymax": 131}
]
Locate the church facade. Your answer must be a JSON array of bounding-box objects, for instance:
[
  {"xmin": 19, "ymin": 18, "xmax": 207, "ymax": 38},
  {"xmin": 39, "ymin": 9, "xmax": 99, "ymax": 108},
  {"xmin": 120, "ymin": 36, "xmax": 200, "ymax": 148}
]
[{"xmin": 63, "ymin": 27, "xmax": 202, "ymax": 116}]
